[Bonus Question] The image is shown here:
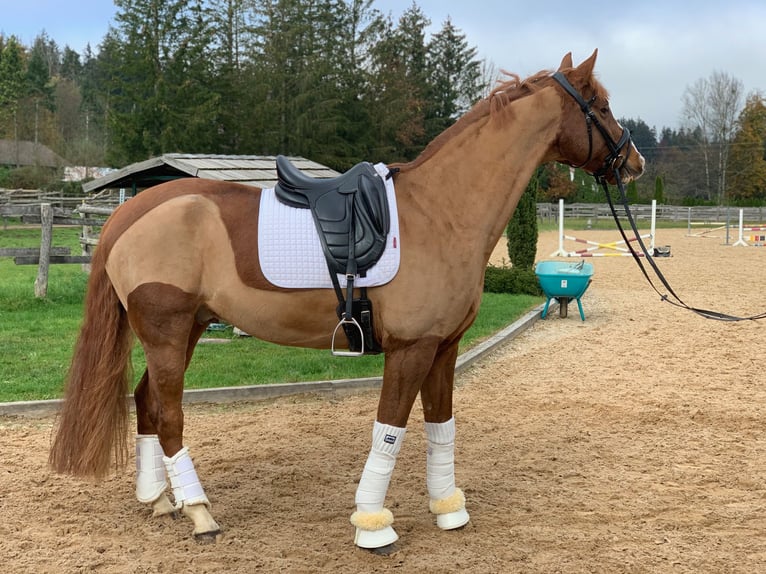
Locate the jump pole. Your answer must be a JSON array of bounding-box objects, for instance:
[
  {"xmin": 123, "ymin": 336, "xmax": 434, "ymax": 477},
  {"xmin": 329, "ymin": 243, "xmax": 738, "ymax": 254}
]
[
  {"xmin": 551, "ymin": 199, "xmax": 656, "ymax": 257},
  {"xmin": 733, "ymin": 209, "xmax": 766, "ymax": 247},
  {"xmin": 686, "ymin": 207, "xmax": 727, "ymax": 239}
]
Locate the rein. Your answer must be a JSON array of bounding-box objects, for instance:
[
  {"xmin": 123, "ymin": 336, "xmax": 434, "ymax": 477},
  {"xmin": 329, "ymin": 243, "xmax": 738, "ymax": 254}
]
[{"xmin": 553, "ymin": 72, "xmax": 766, "ymax": 322}]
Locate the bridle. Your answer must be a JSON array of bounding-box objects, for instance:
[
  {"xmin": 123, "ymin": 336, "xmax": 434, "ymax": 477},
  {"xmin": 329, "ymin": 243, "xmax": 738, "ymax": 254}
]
[
  {"xmin": 552, "ymin": 71, "xmax": 766, "ymax": 321},
  {"xmin": 552, "ymin": 71, "xmax": 633, "ymax": 181}
]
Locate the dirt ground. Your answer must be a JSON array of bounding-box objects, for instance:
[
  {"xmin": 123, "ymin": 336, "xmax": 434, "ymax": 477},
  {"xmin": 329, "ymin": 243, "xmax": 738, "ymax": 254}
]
[{"xmin": 2, "ymin": 227, "xmax": 766, "ymax": 573}]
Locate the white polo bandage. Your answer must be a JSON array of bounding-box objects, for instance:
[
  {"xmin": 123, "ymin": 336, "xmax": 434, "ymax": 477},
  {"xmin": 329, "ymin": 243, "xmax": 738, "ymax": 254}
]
[
  {"xmin": 353, "ymin": 421, "xmax": 406, "ymax": 518},
  {"xmin": 163, "ymin": 447, "xmax": 210, "ymax": 509},
  {"xmin": 425, "ymin": 417, "xmax": 457, "ymax": 503},
  {"xmin": 135, "ymin": 434, "xmax": 168, "ymax": 503}
]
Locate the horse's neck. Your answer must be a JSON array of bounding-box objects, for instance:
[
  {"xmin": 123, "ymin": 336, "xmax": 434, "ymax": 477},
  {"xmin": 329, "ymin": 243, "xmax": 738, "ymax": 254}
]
[{"xmin": 397, "ymin": 90, "xmax": 561, "ymax": 260}]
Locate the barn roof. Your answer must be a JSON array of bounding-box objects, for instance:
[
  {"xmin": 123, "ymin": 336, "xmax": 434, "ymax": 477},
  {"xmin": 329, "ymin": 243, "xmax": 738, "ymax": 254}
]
[
  {"xmin": 82, "ymin": 153, "xmax": 339, "ymax": 194},
  {"xmin": 0, "ymin": 140, "xmax": 69, "ymax": 168}
]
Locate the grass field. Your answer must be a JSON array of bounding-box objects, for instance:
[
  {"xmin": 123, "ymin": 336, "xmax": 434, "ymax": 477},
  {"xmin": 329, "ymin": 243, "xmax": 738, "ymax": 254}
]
[{"xmin": 0, "ymin": 225, "xmax": 541, "ymax": 403}]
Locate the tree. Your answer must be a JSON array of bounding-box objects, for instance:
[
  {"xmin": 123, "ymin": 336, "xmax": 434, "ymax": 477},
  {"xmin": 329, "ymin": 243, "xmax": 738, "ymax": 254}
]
[
  {"xmin": 506, "ymin": 167, "xmax": 539, "ymax": 269},
  {"xmin": 0, "ymin": 36, "xmax": 28, "ymax": 146},
  {"xmin": 682, "ymin": 71, "xmax": 744, "ymax": 204},
  {"xmin": 207, "ymin": 0, "xmax": 258, "ymax": 154},
  {"xmin": 654, "ymin": 175, "xmax": 665, "ymax": 204},
  {"xmin": 425, "ymin": 16, "xmax": 483, "ymax": 141},
  {"xmin": 728, "ymin": 92, "xmax": 766, "ymax": 202},
  {"xmin": 106, "ymin": 0, "xmax": 220, "ymax": 164},
  {"xmin": 366, "ymin": 4, "xmax": 430, "ymax": 161},
  {"xmin": 620, "ymin": 117, "xmax": 657, "ymax": 161},
  {"xmin": 539, "ymin": 162, "xmax": 576, "ymax": 201},
  {"xmin": 26, "ymin": 34, "xmax": 57, "ymax": 146}
]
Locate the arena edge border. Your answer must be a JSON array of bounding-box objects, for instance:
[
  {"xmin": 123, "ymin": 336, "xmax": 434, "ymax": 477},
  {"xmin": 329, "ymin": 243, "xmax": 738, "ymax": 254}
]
[{"xmin": 0, "ymin": 302, "xmax": 550, "ymax": 418}]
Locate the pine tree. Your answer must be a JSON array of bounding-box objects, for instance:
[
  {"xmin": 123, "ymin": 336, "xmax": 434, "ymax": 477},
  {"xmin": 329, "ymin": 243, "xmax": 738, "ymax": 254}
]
[
  {"xmin": 106, "ymin": 0, "xmax": 219, "ymax": 163},
  {"xmin": 506, "ymin": 168, "xmax": 540, "ymax": 269},
  {"xmin": 0, "ymin": 36, "xmax": 28, "ymax": 144},
  {"xmin": 425, "ymin": 16, "xmax": 482, "ymax": 141}
]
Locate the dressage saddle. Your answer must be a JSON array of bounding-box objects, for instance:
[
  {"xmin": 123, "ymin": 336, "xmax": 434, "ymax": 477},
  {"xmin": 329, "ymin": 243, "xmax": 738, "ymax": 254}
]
[{"xmin": 274, "ymin": 155, "xmax": 391, "ymax": 355}]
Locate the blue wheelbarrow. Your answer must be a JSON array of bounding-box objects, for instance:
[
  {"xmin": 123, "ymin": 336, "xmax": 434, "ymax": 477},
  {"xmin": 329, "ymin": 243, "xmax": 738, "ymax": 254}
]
[{"xmin": 535, "ymin": 260, "xmax": 594, "ymax": 321}]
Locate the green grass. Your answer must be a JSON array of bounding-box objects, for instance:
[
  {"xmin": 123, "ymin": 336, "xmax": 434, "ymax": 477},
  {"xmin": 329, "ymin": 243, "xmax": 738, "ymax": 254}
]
[{"xmin": 0, "ymin": 226, "xmax": 541, "ymax": 403}]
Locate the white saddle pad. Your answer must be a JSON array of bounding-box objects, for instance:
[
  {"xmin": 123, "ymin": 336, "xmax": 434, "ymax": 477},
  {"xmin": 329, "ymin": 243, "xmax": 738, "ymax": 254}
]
[{"xmin": 258, "ymin": 162, "xmax": 400, "ymax": 289}]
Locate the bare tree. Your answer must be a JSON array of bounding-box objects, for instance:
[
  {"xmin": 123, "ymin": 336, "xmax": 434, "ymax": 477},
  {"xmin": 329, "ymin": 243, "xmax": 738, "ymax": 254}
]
[{"xmin": 682, "ymin": 71, "xmax": 744, "ymax": 204}]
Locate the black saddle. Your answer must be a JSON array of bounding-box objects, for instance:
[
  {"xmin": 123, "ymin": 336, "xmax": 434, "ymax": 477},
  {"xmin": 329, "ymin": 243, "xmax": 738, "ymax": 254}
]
[
  {"xmin": 274, "ymin": 155, "xmax": 391, "ymax": 355},
  {"xmin": 275, "ymin": 155, "xmax": 389, "ymax": 275}
]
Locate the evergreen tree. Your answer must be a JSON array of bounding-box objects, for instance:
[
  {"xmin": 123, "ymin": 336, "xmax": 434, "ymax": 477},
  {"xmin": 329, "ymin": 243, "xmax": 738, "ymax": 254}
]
[
  {"xmin": 425, "ymin": 16, "xmax": 482, "ymax": 141},
  {"xmin": 26, "ymin": 35, "xmax": 57, "ymax": 146},
  {"xmin": 506, "ymin": 167, "xmax": 539, "ymax": 269},
  {"xmin": 366, "ymin": 4, "xmax": 429, "ymax": 160},
  {"xmin": 0, "ymin": 36, "xmax": 27, "ymax": 145},
  {"xmin": 207, "ymin": 0, "xmax": 258, "ymax": 153},
  {"xmin": 106, "ymin": 0, "xmax": 219, "ymax": 164},
  {"xmin": 654, "ymin": 175, "xmax": 665, "ymax": 204}
]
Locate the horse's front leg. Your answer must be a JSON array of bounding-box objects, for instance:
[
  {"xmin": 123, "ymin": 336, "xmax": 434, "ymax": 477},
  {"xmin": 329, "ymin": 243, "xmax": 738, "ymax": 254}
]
[
  {"xmin": 351, "ymin": 338, "xmax": 440, "ymax": 550},
  {"xmin": 420, "ymin": 339, "xmax": 470, "ymax": 531}
]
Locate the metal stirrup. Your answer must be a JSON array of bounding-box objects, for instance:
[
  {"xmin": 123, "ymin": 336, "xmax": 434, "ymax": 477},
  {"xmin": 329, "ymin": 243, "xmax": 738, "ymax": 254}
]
[{"xmin": 331, "ymin": 316, "xmax": 365, "ymax": 356}]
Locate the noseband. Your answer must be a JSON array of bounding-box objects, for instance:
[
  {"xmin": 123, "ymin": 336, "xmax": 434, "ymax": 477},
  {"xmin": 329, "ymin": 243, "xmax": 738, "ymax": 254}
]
[{"xmin": 552, "ymin": 71, "xmax": 632, "ymax": 181}]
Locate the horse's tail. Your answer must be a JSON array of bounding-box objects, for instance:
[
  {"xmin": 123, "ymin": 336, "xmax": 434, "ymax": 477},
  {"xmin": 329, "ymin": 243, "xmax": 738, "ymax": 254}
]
[{"xmin": 49, "ymin": 245, "xmax": 133, "ymax": 479}]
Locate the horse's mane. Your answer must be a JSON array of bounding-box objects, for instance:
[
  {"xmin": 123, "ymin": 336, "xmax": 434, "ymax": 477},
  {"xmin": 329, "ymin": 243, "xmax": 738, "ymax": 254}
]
[{"xmin": 394, "ymin": 67, "xmax": 608, "ymax": 172}]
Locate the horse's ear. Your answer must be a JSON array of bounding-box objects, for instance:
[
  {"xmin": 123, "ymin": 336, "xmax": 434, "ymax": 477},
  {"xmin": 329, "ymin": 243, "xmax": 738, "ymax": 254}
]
[
  {"xmin": 575, "ymin": 49, "xmax": 599, "ymax": 78},
  {"xmin": 557, "ymin": 52, "xmax": 573, "ymax": 71}
]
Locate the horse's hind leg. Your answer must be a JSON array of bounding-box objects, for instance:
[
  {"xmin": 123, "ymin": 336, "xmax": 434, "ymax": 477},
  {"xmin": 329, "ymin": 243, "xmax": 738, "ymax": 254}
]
[
  {"xmin": 419, "ymin": 339, "xmax": 470, "ymax": 531},
  {"xmin": 134, "ymin": 369, "xmax": 177, "ymax": 518},
  {"xmin": 134, "ymin": 320, "xmax": 210, "ymax": 519},
  {"xmin": 128, "ymin": 283, "xmax": 220, "ymax": 540}
]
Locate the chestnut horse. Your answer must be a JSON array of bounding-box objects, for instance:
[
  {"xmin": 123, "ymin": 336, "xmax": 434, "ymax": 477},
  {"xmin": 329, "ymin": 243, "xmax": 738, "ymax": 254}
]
[{"xmin": 49, "ymin": 51, "xmax": 644, "ymax": 550}]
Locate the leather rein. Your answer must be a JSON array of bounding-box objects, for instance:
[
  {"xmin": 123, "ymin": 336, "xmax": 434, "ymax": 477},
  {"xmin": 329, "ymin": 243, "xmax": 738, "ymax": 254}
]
[{"xmin": 552, "ymin": 72, "xmax": 766, "ymax": 321}]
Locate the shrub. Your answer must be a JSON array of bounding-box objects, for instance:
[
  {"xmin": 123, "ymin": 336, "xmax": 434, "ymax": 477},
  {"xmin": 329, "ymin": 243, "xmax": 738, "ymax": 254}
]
[{"xmin": 483, "ymin": 265, "xmax": 542, "ymax": 296}]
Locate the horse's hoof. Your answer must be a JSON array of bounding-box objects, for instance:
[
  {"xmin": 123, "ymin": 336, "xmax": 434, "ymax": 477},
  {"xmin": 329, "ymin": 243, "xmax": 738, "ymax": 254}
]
[
  {"xmin": 367, "ymin": 543, "xmax": 398, "ymax": 556},
  {"xmin": 354, "ymin": 525, "xmax": 398, "ymax": 550},
  {"xmin": 150, "ymin": 494, "xmax": 178, "ymax": 518},
  {"xmin": 436, "ymin": 507, "xmax": 470, "ymax": 530},
  {"xmin": 193, "ymin": 529, "xmax": 222, "ymax": 544}
]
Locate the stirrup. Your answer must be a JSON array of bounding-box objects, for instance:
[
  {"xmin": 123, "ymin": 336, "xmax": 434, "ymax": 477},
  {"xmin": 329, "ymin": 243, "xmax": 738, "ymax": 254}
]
[{"xmin": 331, "ymin": 316, "xmax": 365, "ymax": 357}]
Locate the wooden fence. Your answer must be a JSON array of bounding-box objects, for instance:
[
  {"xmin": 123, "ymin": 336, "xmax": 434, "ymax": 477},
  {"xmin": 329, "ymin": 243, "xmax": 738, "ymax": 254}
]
[
  {"xmin": 4, "ymin": 197, "xmax": 766, "ymax": 298},
  {"xmin": 1, "ymin": 201, "xmax": 111, "ymax": 298},
  {"xmin": 537, "ymin": 203, "xmax": 766, "ymax": 225}
]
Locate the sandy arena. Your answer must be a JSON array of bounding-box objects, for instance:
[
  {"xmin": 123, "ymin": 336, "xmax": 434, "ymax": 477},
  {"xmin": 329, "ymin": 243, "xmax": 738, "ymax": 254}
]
[{"xmin": 1, "ymin": 227, "xmax": 765, "ymax": 573}]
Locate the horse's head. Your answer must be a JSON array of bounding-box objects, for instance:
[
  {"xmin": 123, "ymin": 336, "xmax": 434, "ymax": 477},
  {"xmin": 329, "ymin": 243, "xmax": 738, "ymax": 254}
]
[{"xmin": 552, "ymin": 50, "xmax": 645, "ymax": 185}]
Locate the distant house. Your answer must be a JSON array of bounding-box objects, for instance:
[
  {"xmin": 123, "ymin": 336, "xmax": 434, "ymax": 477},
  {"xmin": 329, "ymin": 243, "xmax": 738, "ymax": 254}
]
[{"xmin": 0, "ymin": 139, "xmax": 69, "ymax": 169}]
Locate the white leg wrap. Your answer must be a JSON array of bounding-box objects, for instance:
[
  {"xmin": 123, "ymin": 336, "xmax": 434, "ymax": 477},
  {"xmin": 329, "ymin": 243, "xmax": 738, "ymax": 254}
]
[
  {"xmin": 163, "ymin": 447, "xmax": 210, "ymax": 509},
  {"xmin": 135, "ymin": 435, "xmax": 168, "ymax": 504},
  {"xmin": 425, "ymin": 418, "xmax": 457, "ymax": 501},
  {"xmin": 351, "ymin": 421, "xmax": 406, "ymax": 548},
  {"xmin": 425, "ymin": 418, "xmax": 469, "ymax": 530}
]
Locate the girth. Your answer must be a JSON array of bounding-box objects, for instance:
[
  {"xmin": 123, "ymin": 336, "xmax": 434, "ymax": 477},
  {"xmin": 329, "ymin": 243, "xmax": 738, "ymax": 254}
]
[{"xmin": 274, "ymin": 155, "xmax": 390, "ymax": 355}]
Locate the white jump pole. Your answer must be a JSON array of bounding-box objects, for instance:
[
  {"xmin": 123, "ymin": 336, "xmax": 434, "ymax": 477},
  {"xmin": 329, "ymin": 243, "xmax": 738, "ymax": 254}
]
[
  {"xmin": 733, "ymin": 209, "xmax": 747, "ymax": 247},
  {"xmin": 551, "ymin": 199, "xmax": 656, "ymax": 257},
  {"xmin": 550, "ymin": 198, "xmax": 568, "ymax": 257}
]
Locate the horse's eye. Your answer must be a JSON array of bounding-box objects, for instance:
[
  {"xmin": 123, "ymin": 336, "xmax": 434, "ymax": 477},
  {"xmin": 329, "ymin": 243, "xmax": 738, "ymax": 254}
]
[{"xmin": 600, "ymin": 106, "xmax": 610, "ymax": 115}]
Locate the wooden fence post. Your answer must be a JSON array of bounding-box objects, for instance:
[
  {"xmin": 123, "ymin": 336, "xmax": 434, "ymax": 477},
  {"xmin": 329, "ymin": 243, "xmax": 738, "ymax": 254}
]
[{"xmin": 34, "ymin": 203, "xmax": 52, "ymax": 298}]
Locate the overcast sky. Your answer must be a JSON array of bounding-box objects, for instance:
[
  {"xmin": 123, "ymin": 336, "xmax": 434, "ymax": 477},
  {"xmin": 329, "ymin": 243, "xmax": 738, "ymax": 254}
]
[{"xmin": 3, "ymin": 0, "xmax": 765, "ymax": 131}]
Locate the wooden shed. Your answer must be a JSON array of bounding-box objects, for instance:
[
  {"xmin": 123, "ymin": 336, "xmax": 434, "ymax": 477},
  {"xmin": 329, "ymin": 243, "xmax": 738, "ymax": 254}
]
[{"xmin": 82, "ymin": 153, "xmax": 339, "ymax": 196}]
